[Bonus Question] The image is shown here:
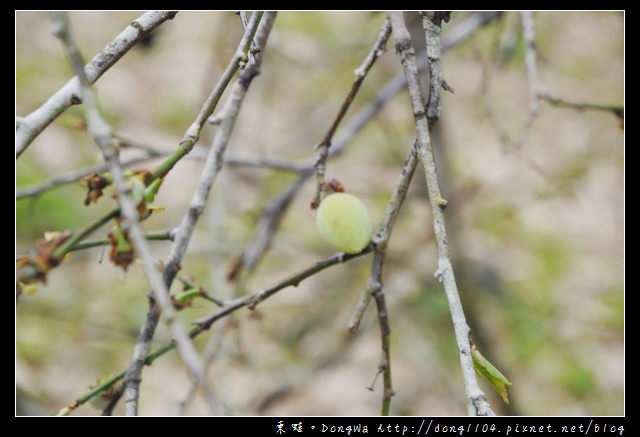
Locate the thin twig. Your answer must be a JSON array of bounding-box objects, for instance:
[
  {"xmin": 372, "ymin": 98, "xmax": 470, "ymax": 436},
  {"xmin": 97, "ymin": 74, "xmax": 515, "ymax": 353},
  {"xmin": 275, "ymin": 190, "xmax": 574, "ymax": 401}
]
[
  {"xmin": 538, "ymin": 92, "xmax": 624, "ymax": 121},
  {"xmin": 481, "ymin": 54, "xmax": 549, "ymax": 178},
  {"xmin": 225, "ymin": 155, "xmax": 307, "ymax": 173},
  {"xmin": 236, "ymin": 11, "xmax": 259, "ymax": 65},
  {"xmin": 55, "ymin": 246, "xmax": 369, "ymax": 414},
  {"xmin": 229, "ymin": 11, "xmax": 503, "ymax": 288},
  {"xmin": 226, "ymin": 176, "xmax": 306, "ymax": 284},
  {"xmin": 195, "ymin": 248, "xmax": 371, "ymax": 329},
  {"xmin": 422, "ymin": 11, "xmax": 454, "ymax": 122},
  {"xmin": 16, "ymin": 151, "xmax": 157, "ymax": 199},
  {"xmin": 22, "ymin": 230, "xmax": 174, "ymax": 254},
  {"xmin": 370, "ymin": 279, "xmax": 393, "ymax": 416},
  {"xmin": 176, "ymin": 325, "xmax": 229, "ymax": 415},
  {"xmin": 16, "ymin": 145, "xmax": 304, "ymax": 200},
  {"xmin": 149, "ymin": 14, "xmax": 263, "ymax": 184},
  {"xmin": 175, "ymin": 273, "xmax": 225, "ymax": 307},
  {"xmin": 348, "ymin": 140, "xmax": 418, "ymax": 332},
  {"xmin": 312, "ymin": 18, "xmax": 392, "ymax": 208},
  {"xmin": 521, "ymin": 11, "xmax": 540, "ymax": 118},
  {"xmin": 120, "ymin": 11, "xmax": 274, "ymax": 417},
  {"xmin": 349, "ymin": 139, "xmax": 419, "ymax": 416},
  {"xmin": 513, "ymin": 10, "xmax": 540, "ymax": 149},
  {"xmin": 55, "ymin": 369, "xmax": 127, "ymax": 416},
  {"xmin": 16, "ymin": 11, "xmax": 177, "ymax": 157},
  {"xmin": 388, "ymin": 11, "xmax": 495, "ymax": 416},
  {"xmin": 51, "ymin": 11, "xmax": 216, "ymax": 416}
]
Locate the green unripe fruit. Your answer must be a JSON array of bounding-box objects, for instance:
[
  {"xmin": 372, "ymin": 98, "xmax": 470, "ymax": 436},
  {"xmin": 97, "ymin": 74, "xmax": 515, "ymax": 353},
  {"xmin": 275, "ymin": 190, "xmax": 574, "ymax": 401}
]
[{"xmin": 316, "ymin": 192, "xmax": 372, "ymax": 254}]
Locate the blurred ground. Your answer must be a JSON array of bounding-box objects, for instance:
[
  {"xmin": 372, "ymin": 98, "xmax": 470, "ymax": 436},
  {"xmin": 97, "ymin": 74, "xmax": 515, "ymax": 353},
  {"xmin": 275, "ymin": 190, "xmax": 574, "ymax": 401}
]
[{"xmin": 16, "ymin": 11, "xmax": 623, "ymax": 416}]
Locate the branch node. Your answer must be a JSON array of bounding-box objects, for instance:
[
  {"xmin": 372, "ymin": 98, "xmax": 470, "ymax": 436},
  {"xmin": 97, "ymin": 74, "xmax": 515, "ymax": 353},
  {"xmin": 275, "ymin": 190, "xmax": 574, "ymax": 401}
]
[
  {"xmin": 442, "ymin": 80, "xmax": 455, "ymax": 93},
  {"xmin": 394, "ymin": 39, "xmax": 412, "ymax": 54},
  {"xmin": 434, "ymin": 260, "xmax": 447, "ymax": 283},
  {"xmin": 436, "ymin": 195, "xmax": 448, "ymax": 209}
]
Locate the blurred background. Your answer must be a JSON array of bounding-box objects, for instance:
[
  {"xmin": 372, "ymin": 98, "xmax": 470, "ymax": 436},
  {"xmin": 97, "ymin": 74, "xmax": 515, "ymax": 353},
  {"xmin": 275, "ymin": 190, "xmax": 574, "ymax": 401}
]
[{"xmin": 16, "ymin": 11, "xmax": 623, "ymax": 416}]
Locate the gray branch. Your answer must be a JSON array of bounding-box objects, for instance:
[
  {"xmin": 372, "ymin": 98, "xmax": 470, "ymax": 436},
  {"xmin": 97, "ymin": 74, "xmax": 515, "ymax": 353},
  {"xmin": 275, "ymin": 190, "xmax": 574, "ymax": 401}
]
[
  {"xmin": 358, "ymin": 139, "xmax": 420, "ymax": 415},
  {"xmin": 312, "ymin": 17, "xmax": 392, "ymax": 207},
  {"xmin": 16, "ymin": 143, "xmax": 305, "ymax": 200},
  {"xmin": 229, "ymin": 11, "xmax": 502, "ymax": 288},
  {"xmin": 422, "ymin": 11, "xmax": 454, "ymax": 122},
  {"xmin": 388, "ymin": 11, "xmax": 495, "ymax": 417},
  {"xmin": 348, "ymin": 139, "xmax": 419, "ymax": 333},
  {"xmin": 121, "ymin": 11, "xmax": 275, "ymax": 416},
  {"xmin": 521, "ymin": 11, "xmax": 540, "ymax": 117},
  {"xmin": 16, "ymin": 11, "xmax": 177, "ymax": 157},
  {"xmin": 193, "ymin": 249, "xmax": 371, "ymax": 330},
  {"xmin": 163, "ymin": 11, "xmax": 272, "ymax": 281},
  {"xmin": 50, "ymin": 10, "xmax": 216, "ymax": 416}
]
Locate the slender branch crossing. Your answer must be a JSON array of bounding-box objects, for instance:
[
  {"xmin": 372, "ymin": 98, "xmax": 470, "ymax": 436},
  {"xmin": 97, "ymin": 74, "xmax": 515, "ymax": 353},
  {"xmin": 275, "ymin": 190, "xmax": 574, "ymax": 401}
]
[
  {"xmin": 388, "ymin": 11, "xmax": 495, "ymax": 416},
  {"xmin": 16, "ymin": 11, "xmax": 178, "ymax": 157}
]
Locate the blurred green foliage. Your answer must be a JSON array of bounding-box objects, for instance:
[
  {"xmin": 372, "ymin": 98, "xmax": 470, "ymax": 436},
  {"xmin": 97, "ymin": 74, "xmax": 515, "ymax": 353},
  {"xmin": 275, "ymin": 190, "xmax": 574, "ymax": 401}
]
[
  {"xmin": 16, "ymin": 160, "xmax": 88, "ymax": 240},
  {"xmin": 152, "ymin": 93, "xmax": 199, "ymax": 135}
]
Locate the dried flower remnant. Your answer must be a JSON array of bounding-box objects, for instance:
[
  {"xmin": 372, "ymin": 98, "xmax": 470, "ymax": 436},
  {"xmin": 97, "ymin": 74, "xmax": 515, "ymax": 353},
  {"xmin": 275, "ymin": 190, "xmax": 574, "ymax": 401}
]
[
  {"xmin": 81, "ymin": 172, "xmax": 110, "ymax": 206},
  {"xmin": 16, "ymin": 230, "xmax": 72, "ymax": 285},
  {"xmin": 107, "ymin": 225, "xmax": 135, "ymax": 270},
  {"xmin": 88, "ymin": 376, "xmax": 119, "ymax": 411}
]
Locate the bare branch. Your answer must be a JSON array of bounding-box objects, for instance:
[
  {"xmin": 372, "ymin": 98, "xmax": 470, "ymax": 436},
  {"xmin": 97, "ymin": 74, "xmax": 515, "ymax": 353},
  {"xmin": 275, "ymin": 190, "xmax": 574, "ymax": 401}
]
[
  {"xmin": 348, "ymin": 140, "xmax": 419, "ymax": 333},
  {"xmin": 422, "ymin": 11, "xmax": 454, "ymax": 122},
  {"xmin": 194, "ymin": 248, "xmax": 371, "ymax": 330},
  {"xmin": 229, "ymin": 11, "xmax": 503, "ymax": 287},
  {"xmin": 521, "ymin": 11, "xmax": 540, "ymax": 118},
  {"xmin": 16, "ymin": 11, "xmax": 177, "ymax": 157},
  {"xmin": 388, "ymin": 11, "xmax": 495, "ymax": 417},
  {"xmin": 176, "ymin": 325, "xmax": 230, "ymax": 415},
  {"xmin": 312, "ymin": 18, "xmax": 392, "ymax": 208},
  {"xmin": 120, "ymin": 11, "xmax": 275, "ymax": 416},
  {"xmin": 348, "ymin": 138, "xmax": 419, "ymax": 416},
  {"xmin": 54, "ymin": 245, "xmax": 370, "ymax": 414},
  {"xmin": 51, "ymin": 10, "xmax": 218, "ymax": 416},
  {"xmin": 538, "ymin": 92, "xmax": 624, "ymax": 121},
  {"xmin": 16, "ymin": 143, "xmax": 304, "ymax": 200}
]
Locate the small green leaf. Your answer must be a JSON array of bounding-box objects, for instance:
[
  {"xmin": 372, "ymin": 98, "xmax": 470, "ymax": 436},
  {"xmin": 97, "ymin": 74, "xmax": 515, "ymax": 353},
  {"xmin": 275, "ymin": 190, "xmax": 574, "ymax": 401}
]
[
  {"xmin": 471, "ymin": 342, "xmax": 512, "ymax": 404},
  {"xmin": 175, "ymin": 287, "xmax": 201, "ymax": 304},
  {"xmin": 112, "ymin": 225, "xmax": 131, "ymax": 252},
  {"xmin": 129, "ymin": 176, "xmax": 146, "ymax": 207},
  {"xmin": 145, "ymin": 177, "xmax": 163, "ymax": 203},
  {"xmin": 108, "ymin": 224, "xmax": 135, "ymax": 270}
]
